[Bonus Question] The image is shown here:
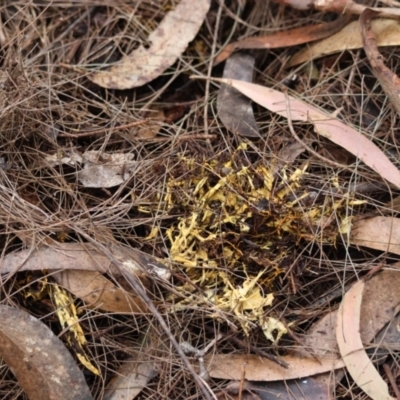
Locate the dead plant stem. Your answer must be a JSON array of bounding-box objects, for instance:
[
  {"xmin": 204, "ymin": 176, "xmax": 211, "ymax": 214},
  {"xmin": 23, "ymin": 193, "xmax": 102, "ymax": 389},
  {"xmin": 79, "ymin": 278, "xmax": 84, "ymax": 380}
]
[{"xmin": 203, "ymin": 0, "xmax": 224, "ymax": 148}]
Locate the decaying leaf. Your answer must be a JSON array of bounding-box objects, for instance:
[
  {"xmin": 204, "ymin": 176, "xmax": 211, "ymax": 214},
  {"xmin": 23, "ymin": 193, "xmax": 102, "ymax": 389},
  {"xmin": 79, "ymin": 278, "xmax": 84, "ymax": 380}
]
[
  {"xmin": 53, "ymin": 269, "xmax": 150, "ymax": 314},
  {"xmin": 78, "ymin": 151, "xmax": 138, "ymax": 188},
  {"xmin": 193, "ymin": 77, "xmax": 400, "ymax": 188},
  {"xmin": 248, "ymin": 378, "xmax": 329, "ymax": 400},
  {"xmin": 360, "ymin": 9, "xmax": 400, "ymax": 115},
  {"xmin": 0, "ymin": 305, "xmax": 93, "ymax": 400},
  {"xmin": 135, "ymin": 109, "xmax": 165, "ymax": 139},
  {"xmin": 214, "ymin": 381, "xmax": 262, "ymax": 400},
  {"xmin": 336, "ymin": 279, "xmax": 395, "ymax": 400},
  {"xmin": 216, "ymin": 15, "xmax": 350, "ymax": 64},
  {"xmin": 350, "ymin": 216, "xmax": 400, "ymax": 254},
  {"xmin": 217, "ymin": 53, "xmax": 258, "ymax": 137},
  {"xmin": 202, "ymin": 353, "xmax": 344, "ymax": 381},
  {"xmin": 104, "ymin": 356, "xmax": 158, "ymax": 400},
  {"xmin": 90, "ymin": 0, "xmax": 210, "ymax": 89},
  {"xmin": 0, "ymin": 242, "xmax": 170, "ymax": 282},
  {"xmin": 45, "ymin": 149, "xmax": 83, "ymax": 167},
  {"xmin": 289, "ymin": 18, "xmax": 400, "ymax": 66}
]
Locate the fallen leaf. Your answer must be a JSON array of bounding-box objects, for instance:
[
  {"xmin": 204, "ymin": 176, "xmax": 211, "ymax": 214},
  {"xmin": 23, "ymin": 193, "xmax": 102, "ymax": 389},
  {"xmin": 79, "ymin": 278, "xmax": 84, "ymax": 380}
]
[
  {"xmin": 217, "ymin": 53, "xmax": 259, "ymax": 137},
  {"xmin": 216, "ymin": 15, "xmax": 350, "ymax": 64},
  {"xmin": 104, "ymin": 356, "xmax": 158, "ymax": 400},
  {"xmin": 193, "ymin": 76, "xmax": 400, "ymax": 188},
  {"xmin": 350, "ymin": 216, "xmax": 400, "ymax": 254},
  {"xmin": 45, "ymin": 149, "xmax": 83, "ymax": 167},
  {"xmin": 336, "ymin": 279, "xmax": 395, "ymax": 400},
  {"xmin": 0, "ymin": 305, "xmax": 93, "ymax": 400},
  {"xmin": 360, "ymin": 9, "xmax": 400, "ymax": 115},
  {"xmin": 248, "ymin": 378, "xmax": 328, "ymax": 400},
  {"xmin": 78, "ymin": 151, "xmax": 138, "ymax": 188},
  {"xmin": 53, "ymin": 269, "xmax": 150, "ymax": 314},
  {"xmin": 289, "ymin": 310, "xmax": 344, "ymax": 399},
  {"xmin": 289, "ymin": 18, "xmax": 400, "ymax": 66},
  {"xmin": 215, "ymin": 381, "xmax": 262, "ymax": 400},
  {"xmin": 203, "ymin": 353, "xmax": 344, "ymax": 381},
  {"xmin": 135, "ymin": 109, "xmax": 165, "ymax": 139},
  {"xmin": 277, "ymin": 141, "xmax": 306, "ymax": 165},
  {"xmin": 360, "ymin": 270, "xmax": 400, "ymax": 342},
  {"xmin": 90, "ymin": 0, "xmax": 210, "ymax": 89},
  {"xmin": 0, "ymin": 242, "xmax": 170, "ymax": 282}
]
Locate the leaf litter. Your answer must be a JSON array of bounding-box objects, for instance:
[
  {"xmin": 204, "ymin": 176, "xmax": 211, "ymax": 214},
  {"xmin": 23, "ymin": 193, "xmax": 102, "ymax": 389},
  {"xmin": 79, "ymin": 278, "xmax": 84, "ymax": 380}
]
[{"xmin": 2, "ymin": 2, "xmax": 400, "ymax": 399}]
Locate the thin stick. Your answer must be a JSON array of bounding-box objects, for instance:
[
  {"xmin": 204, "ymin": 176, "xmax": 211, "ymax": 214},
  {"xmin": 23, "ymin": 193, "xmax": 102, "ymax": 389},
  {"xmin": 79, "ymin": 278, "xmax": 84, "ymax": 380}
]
[
  {"xmin": 58, "ymin": 119, "xmax": 149, "ymax": 137},
  {"xmin": 203, "ymin": 0, "xmax": 224, "ymax": 148},
  {"xmin": 383, "ymin": 363, "xmax": 400, "ymax": 399},
  {"xmin": 138, "ymin": 133, "xmax": 217, "ymax": 143}
]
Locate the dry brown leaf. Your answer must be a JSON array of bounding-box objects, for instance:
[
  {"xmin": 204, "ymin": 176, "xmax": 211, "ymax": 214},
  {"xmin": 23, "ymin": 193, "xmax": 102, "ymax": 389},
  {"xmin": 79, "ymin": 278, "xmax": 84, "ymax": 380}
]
[
  {"xmin": 135, "ymin": 109, "xmax": 165, "ymax": 139},
  {"xmin": 0, "ymin": 242, "xmax": 169, "ymax": 281},
  {"xmin": 360, "ymin": 9, "xmax": 400, "ymax": 115},
  {"xmin": 289, "ymin": 18, "xmax": 400, "ymax": 67},
  {"xmin": 104, "ymin": 357, "xmax": 158, "ymax": 400},
  {"xmin": 203, "ymin": 353, "xmax": 344, "ymax": 381},
  {"xmin": 0, "ymin": 305, "xmax": 93, "ymax": 400},
  {"xmin": 360, "ymin": 270, "xmax": 400, "ymax": 342},
  {"xmin": 53, "ymin": 270, "xmax": 149, "ymax": 314},
  {"xmin": 215, "ymin": 382, "xmax": 262, "ymax": 400},
  {"xmin": 194, "ymin": 77, "xmax": 400, "ymax": 188},
  {"xmin": 215, "ymin": 16, "xmax": 350, "ymax": 64},
  {"xmin": 217, "ymin": 53, "xmax": 259, "ymax": 137},
  {"xmin": 350, "ymin": 216, "xmax": 400, "ymax": 254},
  {"xmin": 248, "ymin": 378, "xmax": 329, "ymax": 400},
  {"xmin": 289, "ymin": 310, "xmax": 343, "ymax": 399},
  {"xmin": 336, "ymin": 279, "xmax": 395, "ymax": 400},
  {"xmin": 90, "ymin": 0, "xmax": 210, "ymax": 89},
  {"xmin": 78, "ymin": 151, "xmax": 138, "ymax": 188}
]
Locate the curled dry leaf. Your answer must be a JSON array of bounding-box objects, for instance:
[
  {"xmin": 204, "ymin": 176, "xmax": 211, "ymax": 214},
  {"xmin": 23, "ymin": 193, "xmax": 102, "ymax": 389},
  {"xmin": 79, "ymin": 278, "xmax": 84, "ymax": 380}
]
[
  {"xmin": 336, "ymin": 280, "xmax": 395, "ymax": 400},
  {"xmin": 289, "ymin": 18, "xmax": 400, "ymax": 67},
  {"xmin": 217, "ymin": 53, "xmax": 258, "ymax": 137},
  {"xmin": 53, "ymin": 270, "xmax": 150, "ymax": 314},
  {"xmin": 215, "ymin": 15, "xmax": 350, "ymax": 64},
  {"xmin": 90, "ymin": 0, "xmax": 210, "ymax": 89},
  {"xmin": 360, "ymin": 9, "xmax": 400, "ymax": 115},
  {"xmin": 350, "ymin": 216, "xmax": 400, "ymax": 254},
  {"xmin": 0, "ymin": 305, "xmax": 93, "ymax": 400},
  {"xmin": 194, "ymin": 77, "xmax": 400, "ymax": 188}
]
